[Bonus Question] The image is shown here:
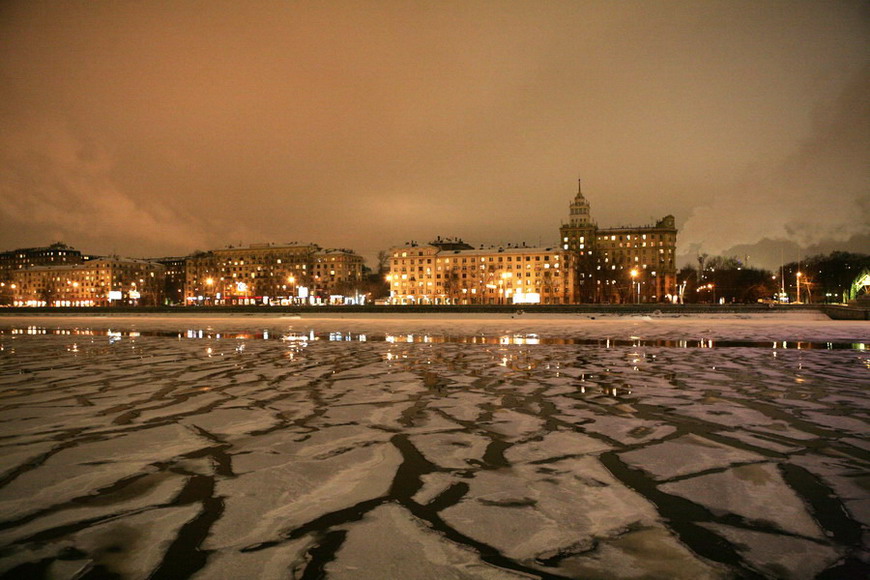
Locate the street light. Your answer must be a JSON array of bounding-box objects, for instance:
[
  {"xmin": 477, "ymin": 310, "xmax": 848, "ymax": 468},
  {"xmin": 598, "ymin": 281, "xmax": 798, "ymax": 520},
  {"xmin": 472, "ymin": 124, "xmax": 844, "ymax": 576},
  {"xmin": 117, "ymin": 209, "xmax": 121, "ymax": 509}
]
[
  {"xmin": 796, "ymin": 271, "xmax": 802, "ymax": 303},
  {"xmin": 205, "ymin": 277, "xmax": 214, "ymax": 305},
  {"xmin": 630, "ymin": 269, "xmax": 639, "ymax": 304},
  {"xmin": 287, "ymin": 275, "xmax": 296, "ymax": 303}
]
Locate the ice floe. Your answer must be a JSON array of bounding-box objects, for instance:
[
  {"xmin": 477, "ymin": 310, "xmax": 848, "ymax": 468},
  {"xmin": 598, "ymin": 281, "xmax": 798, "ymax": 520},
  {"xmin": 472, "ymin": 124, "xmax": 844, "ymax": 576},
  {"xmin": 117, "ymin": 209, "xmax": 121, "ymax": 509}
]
[{"xmin": 0, "ymin": 313, "xmax": 865, "ymax": 578}]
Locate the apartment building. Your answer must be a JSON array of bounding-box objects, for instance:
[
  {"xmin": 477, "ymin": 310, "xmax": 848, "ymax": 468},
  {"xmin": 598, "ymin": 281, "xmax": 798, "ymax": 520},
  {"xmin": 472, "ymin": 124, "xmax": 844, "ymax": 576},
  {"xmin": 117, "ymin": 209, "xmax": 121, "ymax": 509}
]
[
  {"xmin": 11, "ymin": 257, "xmax": 165, "ymax": 307},
  {"xmin": 387, "ymin": 242, "xmax": 575, "ymax": 304},
  {"xmin": 594, "ymin": 217, "xmax": 678, "ymax": 303},
  {"xmin": 559, "ymin": 181, "xmax": 677, "ymax": 303},
  {"xmin": 312, "ymin": 249, "xmax": 366, "ymax": 300},
  {"xmin": 185, "ymin": 243, "xmax": 365, "ymax": 305}
]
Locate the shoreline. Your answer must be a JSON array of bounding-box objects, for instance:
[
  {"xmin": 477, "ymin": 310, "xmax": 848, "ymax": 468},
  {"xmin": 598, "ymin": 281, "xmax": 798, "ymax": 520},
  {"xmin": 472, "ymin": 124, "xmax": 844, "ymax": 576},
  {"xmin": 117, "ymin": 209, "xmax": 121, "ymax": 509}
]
[{"xmin": 1, "ymin": 310, "xmax": 866, "ymax": 344}]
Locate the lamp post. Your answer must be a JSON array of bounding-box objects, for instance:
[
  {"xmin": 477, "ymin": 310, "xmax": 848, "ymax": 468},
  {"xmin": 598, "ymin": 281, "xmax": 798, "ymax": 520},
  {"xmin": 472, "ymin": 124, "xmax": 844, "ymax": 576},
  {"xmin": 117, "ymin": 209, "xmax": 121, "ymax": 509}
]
[
  {"xmin": 796, "ymin": 271, "xmax": 802, "ymax": 303},
  {"xmin": 630, "ymin": 269, "xmax": 639, "ymax": 304},
  {"xmin": 205, "ymin": 277, "xmax": 214, "ymax": 305}
]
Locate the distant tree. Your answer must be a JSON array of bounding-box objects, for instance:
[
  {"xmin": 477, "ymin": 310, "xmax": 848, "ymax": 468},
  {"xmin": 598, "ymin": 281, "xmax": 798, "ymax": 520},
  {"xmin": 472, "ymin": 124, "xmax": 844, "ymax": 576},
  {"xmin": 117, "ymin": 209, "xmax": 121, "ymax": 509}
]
[
  {"xmin": 706, "ymin": 255, "xmax": 741, "ymax": 271},
  {"xmin": 782, "ymin": 251, "xmax": 870, "ymax": 303},
  {"xmin": 442, "ymin": 266, "xmax": 461, "ymax": 302},
  {"xmin": 680, "ymin": 258, "xmax": 777, "ymax": 303},
  {"xmin": 39, "ymin": 280, "xmax": 58, "ymax": 305},
  {"xmin": 0, "ymin": 282, "xmax": 13, "ymax": 306},
  {"xmin": 575, "ymin": 253, "xmax": 597, "ymax": 303},
  {"xmin": 676, "ymin": 266, "xmax": 697, "ymax": 303},
  {"xmin": 376, "ymin": 250, "xmax": 390, "ymax": 274},
  {"xmin": 362, "ymin": 265, "xmax": 389, "ymax": 300},
  {"xmin": 696, "ymin": 253, "xmax": 709, "ymax": 282}
]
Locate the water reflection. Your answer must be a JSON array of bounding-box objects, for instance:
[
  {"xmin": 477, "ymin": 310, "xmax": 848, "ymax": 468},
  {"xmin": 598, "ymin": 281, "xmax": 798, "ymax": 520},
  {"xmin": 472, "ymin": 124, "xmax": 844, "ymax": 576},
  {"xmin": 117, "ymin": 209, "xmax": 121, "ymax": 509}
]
[
  {"xmin": 0, "ymin": 326, "xmax": 866, "ymax": 350},
  {"xmin": 0, "ymin": 322, "xmax": 866, "ymax": 578}
]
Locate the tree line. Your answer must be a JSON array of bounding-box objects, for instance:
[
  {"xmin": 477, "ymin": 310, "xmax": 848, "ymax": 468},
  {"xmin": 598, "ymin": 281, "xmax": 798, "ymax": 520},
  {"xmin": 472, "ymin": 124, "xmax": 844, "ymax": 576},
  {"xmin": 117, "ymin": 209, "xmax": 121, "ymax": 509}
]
[{"xmin": 678, "ymin": 251, "xmax": 869, "ymax": 304}]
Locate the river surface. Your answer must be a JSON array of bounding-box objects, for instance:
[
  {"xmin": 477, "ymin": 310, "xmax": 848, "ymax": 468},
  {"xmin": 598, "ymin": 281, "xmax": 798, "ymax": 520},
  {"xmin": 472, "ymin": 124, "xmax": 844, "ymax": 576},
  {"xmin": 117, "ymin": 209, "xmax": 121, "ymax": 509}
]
[{"xmin": 0, "ymin": 314, "xmax": 867, "ymax": 579}]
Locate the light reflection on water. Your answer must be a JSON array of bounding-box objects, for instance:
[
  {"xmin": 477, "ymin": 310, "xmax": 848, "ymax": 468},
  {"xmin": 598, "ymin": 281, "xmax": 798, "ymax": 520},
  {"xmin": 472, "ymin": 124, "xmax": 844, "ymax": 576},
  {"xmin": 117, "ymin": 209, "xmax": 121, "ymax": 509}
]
[
  {"xmin": 0, "ymin": 323, "xmax": 867, "ymax": 578},
  {"xmin": 2, "ymin": 326, "xmax": 866, "ymax": 350}
]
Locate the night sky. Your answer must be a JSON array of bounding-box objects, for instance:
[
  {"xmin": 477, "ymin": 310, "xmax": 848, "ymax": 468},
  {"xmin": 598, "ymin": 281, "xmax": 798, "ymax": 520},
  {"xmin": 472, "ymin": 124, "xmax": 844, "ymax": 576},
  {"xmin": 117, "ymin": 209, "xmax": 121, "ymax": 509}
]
[{"xmin": 1, "ymin": 1, "xmax": 867, "ymax": 270}]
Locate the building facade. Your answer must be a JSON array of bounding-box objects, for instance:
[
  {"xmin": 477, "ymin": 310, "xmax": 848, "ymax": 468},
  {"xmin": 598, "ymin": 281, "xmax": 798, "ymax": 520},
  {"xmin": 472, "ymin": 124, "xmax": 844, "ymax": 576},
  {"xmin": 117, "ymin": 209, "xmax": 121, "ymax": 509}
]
[
  {"xmin": 0, "ymin": 243, "xmax": 85, "ymax": 304},
  {"xmin": 559, "ymin": 181, "xmax": 678, "ymax": 303},
  {"xmin": 0, "ymin": 243, "xmax": 84, "ymax": 277},
  {"xmin": 184, "ymin": 243, "xmax": 365, "ymax": 305},
  {"xmin": 152, "ymin": 257, "xmax": 187, "ymax": 305},
  {"xmin": 312, "ymin": 249, "xmax": 366, "ymax": 302},
  {"xmin": 387, "ymin": 242, "xmax": 575, "ymax": 304},
  {"xmin": 11, "ymin": 257, "xmax": 165, "ymax": 307}
]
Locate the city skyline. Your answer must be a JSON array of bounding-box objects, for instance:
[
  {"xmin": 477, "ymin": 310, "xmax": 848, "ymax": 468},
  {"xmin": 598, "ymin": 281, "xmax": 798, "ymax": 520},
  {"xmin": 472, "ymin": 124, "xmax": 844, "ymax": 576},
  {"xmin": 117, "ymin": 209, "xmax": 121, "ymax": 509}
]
[{"xmin": 1, "ymin": 2, "xmax": 867, "ymax": 271}]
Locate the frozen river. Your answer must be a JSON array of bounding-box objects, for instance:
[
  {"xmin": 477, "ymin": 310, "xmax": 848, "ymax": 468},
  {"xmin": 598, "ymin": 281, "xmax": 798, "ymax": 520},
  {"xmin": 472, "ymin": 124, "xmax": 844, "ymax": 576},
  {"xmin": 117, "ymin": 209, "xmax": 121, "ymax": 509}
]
[{"xmin": 0, "ymin": 313, "xmax": 867, "ymax": 579}]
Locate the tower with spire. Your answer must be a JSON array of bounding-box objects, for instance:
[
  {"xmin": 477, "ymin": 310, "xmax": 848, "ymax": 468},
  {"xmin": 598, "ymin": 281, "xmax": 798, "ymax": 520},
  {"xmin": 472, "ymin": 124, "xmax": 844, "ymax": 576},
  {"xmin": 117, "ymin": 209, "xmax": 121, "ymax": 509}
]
[
  {"xmin": 558, "ymin": 177, "xmax": 678, "ymax": 304},
  {"xmin": 568, "ymin": 178, "xmax": 592, "ymax": 227},
  {"xmin": 559, "ymin": 178, "xmax": 598, "ymax": 301},
  {"xmin": 559, "ymin": 178, "xmax": 597, "ymax": 252}
]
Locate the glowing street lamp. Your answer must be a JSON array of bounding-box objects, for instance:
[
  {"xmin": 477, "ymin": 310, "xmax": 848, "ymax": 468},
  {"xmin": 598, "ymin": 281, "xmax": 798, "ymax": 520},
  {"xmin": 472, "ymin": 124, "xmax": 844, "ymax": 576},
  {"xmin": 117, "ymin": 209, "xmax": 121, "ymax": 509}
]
[
  {"xmin": 796, "ymin": 271, "xmax": 802, "ymax": 303},
  {"xmin": 287, "ymin": 275, "xmax": 297, "ymax": 302},
  {"xmin": 204, "ymin": 277, "xmax": 215, "ymax": 305},
  {"xmin": 630, "ymin": 269, "xmax": 639, "ymax": 304}
]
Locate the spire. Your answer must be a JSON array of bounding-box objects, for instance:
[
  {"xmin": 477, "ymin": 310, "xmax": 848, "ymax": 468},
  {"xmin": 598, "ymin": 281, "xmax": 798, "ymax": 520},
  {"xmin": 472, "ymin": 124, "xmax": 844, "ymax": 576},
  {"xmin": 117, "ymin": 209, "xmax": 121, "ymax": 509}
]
[
  {"xmin": 568, "ymin": 178, "xmax": 591, "ymax": 227},
  {"xmin": 575, "ymin": 176, "xmax": 585, "ymax": 200}
]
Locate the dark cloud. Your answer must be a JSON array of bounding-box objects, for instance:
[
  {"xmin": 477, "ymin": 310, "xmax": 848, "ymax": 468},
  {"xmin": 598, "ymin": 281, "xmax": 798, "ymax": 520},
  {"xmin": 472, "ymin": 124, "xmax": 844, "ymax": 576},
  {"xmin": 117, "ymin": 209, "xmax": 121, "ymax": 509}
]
[
  {"xmin": 679, "ymin": 61, "xmax": 870, "ymax": 266},
  {"xmin": 1, "ymin": 1, "xmax": 867, "ymax": 268}
]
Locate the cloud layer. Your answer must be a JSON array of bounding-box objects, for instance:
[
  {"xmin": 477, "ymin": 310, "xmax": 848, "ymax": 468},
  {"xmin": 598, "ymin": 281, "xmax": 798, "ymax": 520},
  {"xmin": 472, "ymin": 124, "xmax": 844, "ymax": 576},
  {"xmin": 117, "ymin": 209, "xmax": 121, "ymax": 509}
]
[{"xmin": 1, "ymin": 1, "xmax": 867, "ymax": 268}]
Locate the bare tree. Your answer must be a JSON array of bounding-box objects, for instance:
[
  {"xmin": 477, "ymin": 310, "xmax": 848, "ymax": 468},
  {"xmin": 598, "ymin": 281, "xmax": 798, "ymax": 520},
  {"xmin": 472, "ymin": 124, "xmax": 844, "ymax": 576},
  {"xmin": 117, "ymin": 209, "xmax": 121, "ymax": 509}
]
[{"xmin": 377, "ymin": 250, "xmax": 390, "ymax": 274}]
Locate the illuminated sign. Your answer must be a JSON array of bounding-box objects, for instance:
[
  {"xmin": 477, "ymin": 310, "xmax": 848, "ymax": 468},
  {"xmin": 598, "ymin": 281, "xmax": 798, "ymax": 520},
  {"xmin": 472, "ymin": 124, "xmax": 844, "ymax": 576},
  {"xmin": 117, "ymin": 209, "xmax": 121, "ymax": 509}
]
[
  {"xmin": 108, "ymin": 291, "xmax": 122, "ymax": 301},
  {"xmin": 512, "ymin": 292, "xmax": 541, "ymax": 305}
]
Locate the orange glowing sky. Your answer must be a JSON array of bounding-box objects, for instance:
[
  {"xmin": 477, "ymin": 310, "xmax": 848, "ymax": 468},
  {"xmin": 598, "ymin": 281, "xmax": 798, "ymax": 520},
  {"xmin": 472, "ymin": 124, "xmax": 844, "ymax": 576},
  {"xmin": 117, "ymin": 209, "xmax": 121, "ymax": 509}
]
[{"xmin": 1, "ymin": 1, "xmax": 867, "ymax": 269}]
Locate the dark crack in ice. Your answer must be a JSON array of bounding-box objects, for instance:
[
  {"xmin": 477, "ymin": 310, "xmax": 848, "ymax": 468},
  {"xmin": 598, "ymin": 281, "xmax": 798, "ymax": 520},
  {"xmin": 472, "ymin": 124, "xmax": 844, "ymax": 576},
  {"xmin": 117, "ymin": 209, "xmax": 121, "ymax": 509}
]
[{"xmin": 0, "ymin": 321, "xmax": 867, "ymax": 579}]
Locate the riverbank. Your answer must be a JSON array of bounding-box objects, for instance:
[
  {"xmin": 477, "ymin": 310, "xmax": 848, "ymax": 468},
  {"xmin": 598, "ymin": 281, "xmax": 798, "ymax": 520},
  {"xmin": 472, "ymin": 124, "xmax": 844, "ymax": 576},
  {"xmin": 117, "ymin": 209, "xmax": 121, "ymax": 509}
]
[
  {"xmin": 0, "ymin": 302, "xmax": 857, "ymax": 315},
  {"xmin": 1, "ymin": 302, "xmax": 867, "ymax": 320},
  {"xmin": 2, "ymin": 309, "xmax": 866, "ymax": 344}
]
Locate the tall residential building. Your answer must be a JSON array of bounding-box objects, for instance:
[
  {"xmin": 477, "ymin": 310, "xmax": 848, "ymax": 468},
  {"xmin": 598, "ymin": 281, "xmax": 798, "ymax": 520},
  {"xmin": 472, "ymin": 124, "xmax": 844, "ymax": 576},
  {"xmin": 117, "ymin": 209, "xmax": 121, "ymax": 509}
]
[
  {"xmin": 387, "ymin": 241, "xmax": 575, "ymax": 305},
  {"xmin": 1, "ymin": 243, "xmax": 87, "ymax": 305},
  {"xmin": 0, "ymin": 243, "xmax": 84, "ymax": 282},
  {"xmin": 152, "ymin": 256, "xmax": 187, "ymax": 305},
  {"xmin": 312, "ymin": 249, "xmax": 366, "ymax": 298},
  {"xmin": 559, "ymin": 180, "xmax": 678, "ymax": 303},
  {"xmin": 558, "ymin": 181, "xmax": 598, "ymax": 302},
  {"xmin": 11, "ymin": 257, "xmax": 165, "ymax": 307},
  {"xmin": 184, "ymin": 243, "xmax": 365, "ymax": 305}
]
